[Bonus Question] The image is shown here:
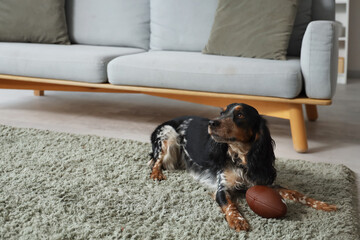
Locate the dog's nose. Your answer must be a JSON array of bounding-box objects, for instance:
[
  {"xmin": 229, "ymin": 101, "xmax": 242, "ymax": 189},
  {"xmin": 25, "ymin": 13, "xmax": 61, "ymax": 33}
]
[{"xmin": 209, "ymin": 120, "xmax": 220, "ymax": 127}]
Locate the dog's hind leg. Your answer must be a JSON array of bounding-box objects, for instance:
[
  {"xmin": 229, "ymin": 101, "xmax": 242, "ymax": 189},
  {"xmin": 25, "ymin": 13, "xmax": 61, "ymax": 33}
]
[
  {"xmin": 149, "ymin": 125, "xmax": 181, "ymax": 181},
  {"xmin": 275, "ymin": 188, "xmax": 337, "ymax": 211}
]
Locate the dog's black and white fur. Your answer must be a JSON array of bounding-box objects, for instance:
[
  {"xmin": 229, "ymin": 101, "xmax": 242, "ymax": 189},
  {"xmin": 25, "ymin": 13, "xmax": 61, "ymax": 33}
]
[{"xmin": 149, "ymin": 103, "xmax": 336, "ymax": 231}]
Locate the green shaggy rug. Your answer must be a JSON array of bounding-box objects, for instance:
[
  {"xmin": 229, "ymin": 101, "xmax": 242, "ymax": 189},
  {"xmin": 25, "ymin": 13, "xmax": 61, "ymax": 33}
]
[{"xmin": 0, "ymin": 125, "xmax": 359, "ymax": 240}]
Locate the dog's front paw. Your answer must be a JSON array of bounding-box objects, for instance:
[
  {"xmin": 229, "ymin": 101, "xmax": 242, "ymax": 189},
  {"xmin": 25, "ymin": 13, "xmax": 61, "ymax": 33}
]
[
  {"xmin": 225, "ymin": 211, "xmax": 250, "ymax": 232},
  {"xmin": 150, "ymin": 168, "xmax": 167, "ymax": 181},
  {"xmin": 226, "ymin": 214, "xmax": 250, "ymax": 232}
]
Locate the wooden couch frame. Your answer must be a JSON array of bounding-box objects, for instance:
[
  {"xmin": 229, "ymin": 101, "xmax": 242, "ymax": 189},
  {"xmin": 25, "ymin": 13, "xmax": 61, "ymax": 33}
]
[{"xmin": 0, "ymin": 74, "xmax": 331, "ymax": 153}]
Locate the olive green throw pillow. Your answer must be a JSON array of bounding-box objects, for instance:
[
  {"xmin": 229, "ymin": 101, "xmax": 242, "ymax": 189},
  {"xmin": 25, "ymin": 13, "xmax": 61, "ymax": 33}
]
[
  {"xmin": 0, "ymin": 0, "xmax": 70, "ymax": 44},
  {"xmin": 203, "ymin": 0, "xmax": 298, "ymax": 60}
]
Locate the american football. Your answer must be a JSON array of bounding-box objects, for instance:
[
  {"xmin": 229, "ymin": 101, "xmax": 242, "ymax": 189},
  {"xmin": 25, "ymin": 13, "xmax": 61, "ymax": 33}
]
[{"xmin": 246, "ymin": 185, "xmax": 287, "ymax": 218}]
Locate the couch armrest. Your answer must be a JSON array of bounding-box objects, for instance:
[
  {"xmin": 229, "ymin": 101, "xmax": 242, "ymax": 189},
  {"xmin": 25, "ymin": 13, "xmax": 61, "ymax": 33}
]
[{"xmin": 300, "ymin": 21, "xmax": 339, "ymax": 99}]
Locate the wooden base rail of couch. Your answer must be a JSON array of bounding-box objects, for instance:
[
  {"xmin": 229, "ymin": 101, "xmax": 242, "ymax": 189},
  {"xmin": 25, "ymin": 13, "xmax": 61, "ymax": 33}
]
[{"xmin": 0, "ymin": 74, "xmax": 332, "ymax": 153}]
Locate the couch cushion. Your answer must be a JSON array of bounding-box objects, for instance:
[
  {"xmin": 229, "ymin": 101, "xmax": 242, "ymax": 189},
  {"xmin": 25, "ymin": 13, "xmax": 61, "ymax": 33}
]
[
  {"xmin": 108, "ymin": 51, "xmax": 302, "ymax": 98},
  {"xmin": 202, "ymin": 0, "xmax": 298, "ymax": 60},
  {"xmin": 287, "ymin": 0, "xmax": 312, "ymax": 56},
  {"xmin": 0, "ymin": 43, "xmax": 144, "ymax": 83},
  {"xmin": 301, "ymin": 21, "xmax": 338, "ymax": 99},
  {"xmin": 312, "ymin": 0, "xmax": 335, "ymax": 21},
  {"xmin": 150, "ymin": 0, "xmax": 218, "ymax": 51},
  {"xmin": 66, "ymin": 0, "xmax": 150, "ymax": 49},
  {"xmin": 0, "ymin": 0, "xmax": 70, "ymax": 44}
]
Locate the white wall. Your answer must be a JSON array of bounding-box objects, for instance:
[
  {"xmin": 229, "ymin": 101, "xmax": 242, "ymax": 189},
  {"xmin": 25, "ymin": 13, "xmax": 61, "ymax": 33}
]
[{"xmin": 348, "ymin": 1, "xmax": 360, "ymax": 78}]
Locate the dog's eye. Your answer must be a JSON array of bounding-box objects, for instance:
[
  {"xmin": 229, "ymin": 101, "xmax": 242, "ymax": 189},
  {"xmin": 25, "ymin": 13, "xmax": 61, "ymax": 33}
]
[{"xmin": 237, "ymin": 113, "xmax": 245, "ymax": 119}]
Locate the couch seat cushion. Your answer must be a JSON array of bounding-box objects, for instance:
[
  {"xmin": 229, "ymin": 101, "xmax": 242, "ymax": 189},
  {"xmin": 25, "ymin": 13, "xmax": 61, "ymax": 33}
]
[
  {"xmin": 108, "ymin": 51, "xmax": 302, "ymax": 98},
  {"xmin": 0, "ymin": 43, "xmax": 144, "ymax": 83}
]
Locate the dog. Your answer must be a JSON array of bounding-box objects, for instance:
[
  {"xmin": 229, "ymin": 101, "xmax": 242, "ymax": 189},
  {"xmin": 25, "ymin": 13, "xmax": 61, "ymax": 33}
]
[{"xmin": 148, "ymin": 103, "xmax": 336, "ymax": 231}]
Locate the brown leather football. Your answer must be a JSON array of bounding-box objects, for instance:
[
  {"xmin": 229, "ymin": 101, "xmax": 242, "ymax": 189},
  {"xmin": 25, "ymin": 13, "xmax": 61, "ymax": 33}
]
[{"xmin": 246, "ymin": 185, "xmax": 287, "ymax": 218}]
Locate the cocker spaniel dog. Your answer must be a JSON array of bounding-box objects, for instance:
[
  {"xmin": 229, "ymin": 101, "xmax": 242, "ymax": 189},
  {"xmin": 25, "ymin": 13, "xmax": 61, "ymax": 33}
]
[{"xmin": 148, "ymin": 103, "xmax": 336, "ymax": 231}]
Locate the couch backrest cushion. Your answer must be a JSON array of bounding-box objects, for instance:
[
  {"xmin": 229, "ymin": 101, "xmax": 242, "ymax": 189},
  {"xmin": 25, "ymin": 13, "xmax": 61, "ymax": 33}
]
[
  {"xmin": 150, "ymin": 0, "xmax": 218, "ymax": 52},
  {"xmin": 0, "ymin": 0, "xmax": 70, "ymax": 45},
  {"xmin": 203, "ymin": 0, "xmax": 298, "ymax": 60},
  {"xmin": 312, "ymin": 0, "xmax": 335, "ymax": 21},
  {"xmin": 66, "ymin": 0, "xmax": 150, "ymax": 49},
  {"xmin": 287, "ymin": 0, "xmax": 312, "ymax": 56}
]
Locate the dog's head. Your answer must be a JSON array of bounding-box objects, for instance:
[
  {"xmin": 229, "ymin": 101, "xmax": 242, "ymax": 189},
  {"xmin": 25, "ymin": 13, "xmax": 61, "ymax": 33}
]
[
  {"xmin": 208, "ymin": 103, "xmax": 276, "ymax": 185},
  {"xmin": 208, "ymin": 103, "xmax": 260, "ymax": 143}
]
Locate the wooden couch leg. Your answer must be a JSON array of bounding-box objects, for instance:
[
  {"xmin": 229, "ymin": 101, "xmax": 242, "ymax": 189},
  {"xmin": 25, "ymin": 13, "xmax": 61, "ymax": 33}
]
[
  {"xmin": 34, "ymin": 90, "xmax": 44, "ymax": 96},
  {"xmin": 305, "ymin": 104, "xmax": 318, "ymax": 121},
  {"xmin": 289, "ymin": 104, "xmax": 308, "ymax": 153}
]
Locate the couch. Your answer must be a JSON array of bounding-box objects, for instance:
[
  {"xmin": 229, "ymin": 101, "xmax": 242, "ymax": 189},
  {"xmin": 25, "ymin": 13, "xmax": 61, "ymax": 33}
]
[{"xmin": 0, "ymin": 0, "xmax": 338, "ymax": 153}]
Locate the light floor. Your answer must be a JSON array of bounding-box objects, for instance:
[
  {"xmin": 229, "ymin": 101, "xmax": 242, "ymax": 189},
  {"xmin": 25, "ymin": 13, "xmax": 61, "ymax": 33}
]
[{"xmin": 0, "ymin": 79, "xmax": 359, "ymax": 215}]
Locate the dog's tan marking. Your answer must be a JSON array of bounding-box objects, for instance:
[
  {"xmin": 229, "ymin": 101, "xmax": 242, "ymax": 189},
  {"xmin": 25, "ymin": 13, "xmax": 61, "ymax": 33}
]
[
  {"xmin": 227, "ymin": 142, "xmax": 250, "ymax": 164},
  {"xmin": 222, "ymin": 168, "xmax": 249, "ymax": 190},
  {"xmin": 221, "ymin": 195, "xmax": 249, "ymax": 232},
  {"xmin": 234, "ymin": 127, "xmax": 253, "ymax": 142},
  {"xmin": 234, "ymin": 105, "xmax": 243, "ymax": 111},
  {"xmin": 277, "ymin": 189, "xmax": 337, "ymax": 211},
  {"xmin": 223, "ymin": 169, "xmax": 239, "ymax": 188},
  {"xmin": 150, "ymin": 160, "xmax": 167, "ymax": 181}
]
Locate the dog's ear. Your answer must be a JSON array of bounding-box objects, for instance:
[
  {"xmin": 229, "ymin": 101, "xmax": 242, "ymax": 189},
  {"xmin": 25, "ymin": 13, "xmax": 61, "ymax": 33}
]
[{"xmin": 246, "ymin": 117, "xmax": 276, "ymax": 185}]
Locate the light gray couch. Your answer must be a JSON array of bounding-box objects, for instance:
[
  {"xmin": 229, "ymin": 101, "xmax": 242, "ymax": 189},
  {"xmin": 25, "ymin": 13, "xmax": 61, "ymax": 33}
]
[{"xmin": 0, "ymin": 0, "xmax": 339, "ymax": 153}]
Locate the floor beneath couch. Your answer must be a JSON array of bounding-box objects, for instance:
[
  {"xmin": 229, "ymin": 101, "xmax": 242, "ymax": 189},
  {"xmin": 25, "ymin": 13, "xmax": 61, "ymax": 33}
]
[{"xmin": 0, "ymin": 78, "xmax": 359, "ymax": 217}]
